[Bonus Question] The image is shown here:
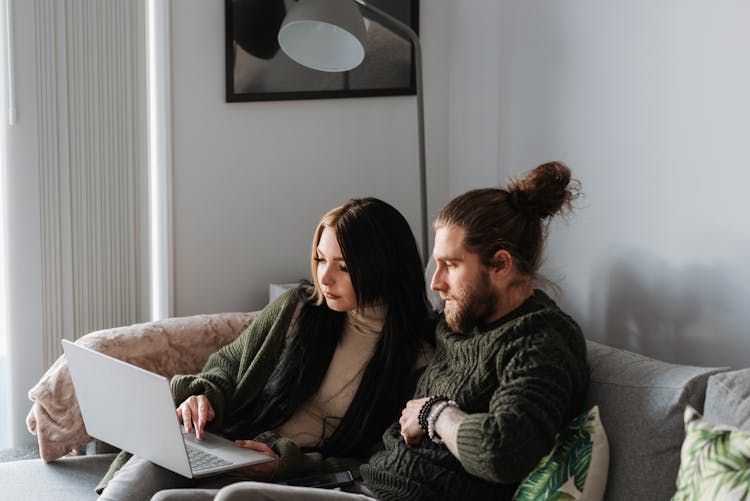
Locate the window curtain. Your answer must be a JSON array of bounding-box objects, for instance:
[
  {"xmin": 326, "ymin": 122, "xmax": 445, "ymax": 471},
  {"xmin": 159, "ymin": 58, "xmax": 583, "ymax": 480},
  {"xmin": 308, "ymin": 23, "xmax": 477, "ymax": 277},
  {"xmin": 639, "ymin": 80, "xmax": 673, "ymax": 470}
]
[{"xmin": 1, "ymin": 0, "xmax": 149, "ymax": 448}]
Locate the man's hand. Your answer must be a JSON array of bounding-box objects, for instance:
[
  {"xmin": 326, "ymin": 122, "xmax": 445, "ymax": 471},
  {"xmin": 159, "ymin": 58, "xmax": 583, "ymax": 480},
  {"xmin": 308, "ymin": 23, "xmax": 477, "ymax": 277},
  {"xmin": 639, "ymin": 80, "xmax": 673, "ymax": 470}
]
[
  {"xmin": 234, "ymin": 440, "xmax": 279, "ymax": 481},
  {"xmin": 399, "ymin": 397, "xmax": 429, "ymax": 445},
  {"xmin": 176, "ymin": 395, "xmax": 215, "ymax": 440},
  {"xmin": 400, "ymin": 396, "xmax": 467, "ymax": 460}
]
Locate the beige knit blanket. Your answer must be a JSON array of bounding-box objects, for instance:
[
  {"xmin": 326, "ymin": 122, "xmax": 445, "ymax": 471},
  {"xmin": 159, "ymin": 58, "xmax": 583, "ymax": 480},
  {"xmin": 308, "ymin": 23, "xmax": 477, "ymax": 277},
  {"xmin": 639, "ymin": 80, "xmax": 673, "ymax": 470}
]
[{"xmin": 25, "ymin": 312, "xmax": 257, "ymax": 462}]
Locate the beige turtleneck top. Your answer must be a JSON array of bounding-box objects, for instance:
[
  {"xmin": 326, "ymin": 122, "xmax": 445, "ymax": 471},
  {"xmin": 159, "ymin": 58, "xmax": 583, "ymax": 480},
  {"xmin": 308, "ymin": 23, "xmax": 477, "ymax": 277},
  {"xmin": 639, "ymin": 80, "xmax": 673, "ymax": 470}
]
[{"xmin": 274, "ymin": 304, "xmax": 386, "ymax": 447}]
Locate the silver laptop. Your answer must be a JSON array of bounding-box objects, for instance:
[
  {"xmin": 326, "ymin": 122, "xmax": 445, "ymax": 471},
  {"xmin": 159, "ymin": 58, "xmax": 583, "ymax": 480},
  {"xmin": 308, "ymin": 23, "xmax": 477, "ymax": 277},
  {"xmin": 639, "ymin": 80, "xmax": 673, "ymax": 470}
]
[{"xmin": 62, "ymin": 340, "xmax": 273, "ymax": 478}]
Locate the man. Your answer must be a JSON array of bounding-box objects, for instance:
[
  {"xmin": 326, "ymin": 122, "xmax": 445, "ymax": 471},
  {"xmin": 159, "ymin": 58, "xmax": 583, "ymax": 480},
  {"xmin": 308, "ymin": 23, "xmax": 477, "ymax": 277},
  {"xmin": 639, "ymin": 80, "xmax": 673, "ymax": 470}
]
[{"xmin": 359, "ymin": 161, "xmax": 590, "ymax": 500}]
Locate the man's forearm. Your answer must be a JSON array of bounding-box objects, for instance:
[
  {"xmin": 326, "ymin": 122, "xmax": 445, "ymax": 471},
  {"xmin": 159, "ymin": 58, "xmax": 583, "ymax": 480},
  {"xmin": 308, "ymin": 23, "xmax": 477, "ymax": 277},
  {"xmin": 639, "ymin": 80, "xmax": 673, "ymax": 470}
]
[{"xmin": 433, "ymin": 405, "xmax": 466, "ymax": 460}]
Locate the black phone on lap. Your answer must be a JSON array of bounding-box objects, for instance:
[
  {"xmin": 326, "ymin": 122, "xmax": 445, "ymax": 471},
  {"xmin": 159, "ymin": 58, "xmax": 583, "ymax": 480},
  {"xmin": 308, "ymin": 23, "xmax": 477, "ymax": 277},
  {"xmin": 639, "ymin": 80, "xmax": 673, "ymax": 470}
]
[{"xmin": 277, "ymin": 470, "xmax": 354, "ymax": 489}]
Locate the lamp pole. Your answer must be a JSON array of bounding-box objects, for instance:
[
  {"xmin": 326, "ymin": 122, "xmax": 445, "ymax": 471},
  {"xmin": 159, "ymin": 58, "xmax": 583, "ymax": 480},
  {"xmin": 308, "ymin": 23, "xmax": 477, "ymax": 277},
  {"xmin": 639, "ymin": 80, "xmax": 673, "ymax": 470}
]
[
  {"xmin": 352, "ymin": 1, "xmax": 428, "ymax": 264},
  {"xmin": 279, "ymin": 0, "xmax": 428, "ymax": 264}
]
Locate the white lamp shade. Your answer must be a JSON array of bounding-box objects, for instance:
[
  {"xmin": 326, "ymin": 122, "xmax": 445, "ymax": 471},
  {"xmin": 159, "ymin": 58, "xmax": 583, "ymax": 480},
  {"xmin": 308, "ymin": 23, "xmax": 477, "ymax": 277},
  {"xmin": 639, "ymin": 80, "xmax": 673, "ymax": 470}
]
[{"xmin": 278, "ymin": 0, "xmax": 367, "ymax": 72}]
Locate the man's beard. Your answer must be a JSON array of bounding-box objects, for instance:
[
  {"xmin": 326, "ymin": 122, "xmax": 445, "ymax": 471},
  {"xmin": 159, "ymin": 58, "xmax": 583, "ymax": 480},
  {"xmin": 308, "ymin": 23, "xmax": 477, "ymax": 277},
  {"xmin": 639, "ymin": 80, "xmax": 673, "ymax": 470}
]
[{"xmin": 444, "ymin": 271, "xmax": 498, "ymax": 333}]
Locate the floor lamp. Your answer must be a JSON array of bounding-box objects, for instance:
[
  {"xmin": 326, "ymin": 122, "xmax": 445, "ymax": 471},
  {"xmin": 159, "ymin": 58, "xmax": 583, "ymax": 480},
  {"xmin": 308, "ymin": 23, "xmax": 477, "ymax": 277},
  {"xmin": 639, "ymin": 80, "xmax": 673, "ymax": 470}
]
[{"xmin": 277, "ymin": 0, "xmax": 428, "ymax": 264}]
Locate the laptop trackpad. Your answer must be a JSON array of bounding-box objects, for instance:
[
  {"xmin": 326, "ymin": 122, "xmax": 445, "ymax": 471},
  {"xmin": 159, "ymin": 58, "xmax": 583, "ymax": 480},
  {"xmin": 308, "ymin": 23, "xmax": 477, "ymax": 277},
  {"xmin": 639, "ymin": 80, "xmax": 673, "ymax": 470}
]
[{"xmin": 183, "ymin": 431, "xmax": 232, "ymax": 450}]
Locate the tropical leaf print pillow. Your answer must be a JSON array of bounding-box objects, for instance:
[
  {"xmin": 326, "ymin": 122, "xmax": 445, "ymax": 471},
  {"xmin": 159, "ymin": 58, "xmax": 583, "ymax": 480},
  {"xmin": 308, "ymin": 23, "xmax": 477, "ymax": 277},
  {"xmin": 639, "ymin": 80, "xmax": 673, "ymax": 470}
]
[
  {"xmin": 671, "ymin": 406, "xmax": 750, "ymax": 501},
  {"xmin": 513, "ymin": 405, "xmax": 609, "ymax": 501}
]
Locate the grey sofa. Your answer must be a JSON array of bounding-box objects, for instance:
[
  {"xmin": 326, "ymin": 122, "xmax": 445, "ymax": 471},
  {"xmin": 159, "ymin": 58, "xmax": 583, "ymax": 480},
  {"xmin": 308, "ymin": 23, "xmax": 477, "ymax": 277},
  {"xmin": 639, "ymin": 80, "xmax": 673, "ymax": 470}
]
[{"xmin": 0, "ymin": 312, "xmax": 746, "ymax": 501}]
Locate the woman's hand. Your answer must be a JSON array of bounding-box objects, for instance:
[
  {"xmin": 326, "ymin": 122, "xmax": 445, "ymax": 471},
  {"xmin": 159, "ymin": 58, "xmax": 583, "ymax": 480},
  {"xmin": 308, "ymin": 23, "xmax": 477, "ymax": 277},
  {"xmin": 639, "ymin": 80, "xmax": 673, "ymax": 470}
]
[
  {"xmin": 234, "ymin": 440, "xmax": 279, "ymax": 481},
  {"xmin": 399, "ymin": 397, "xmax": 429, "ymax": 445},
  {"xmin": 176, "ymin": 395, "xmax": 215, "ymax": 440}
]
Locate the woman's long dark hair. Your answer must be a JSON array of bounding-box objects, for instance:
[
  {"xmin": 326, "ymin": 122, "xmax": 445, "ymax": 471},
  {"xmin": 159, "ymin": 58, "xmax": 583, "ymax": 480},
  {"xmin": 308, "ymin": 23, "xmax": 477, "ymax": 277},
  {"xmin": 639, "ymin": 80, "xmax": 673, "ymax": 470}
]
[{"xmin": 225, "ymin": 198, "xmax": 433, "ymax": 457}]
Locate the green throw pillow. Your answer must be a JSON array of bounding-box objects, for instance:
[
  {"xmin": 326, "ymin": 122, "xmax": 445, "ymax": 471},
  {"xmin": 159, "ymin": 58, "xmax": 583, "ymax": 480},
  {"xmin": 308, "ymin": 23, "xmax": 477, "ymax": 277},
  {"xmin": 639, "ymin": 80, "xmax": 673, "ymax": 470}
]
[
  {"xmin": 671, "ymin": 406, "xmax": 750, "ymax": 501},
  {"xmin": 513, "ymin": 405, "xmax": 609, "ymax": 501}
]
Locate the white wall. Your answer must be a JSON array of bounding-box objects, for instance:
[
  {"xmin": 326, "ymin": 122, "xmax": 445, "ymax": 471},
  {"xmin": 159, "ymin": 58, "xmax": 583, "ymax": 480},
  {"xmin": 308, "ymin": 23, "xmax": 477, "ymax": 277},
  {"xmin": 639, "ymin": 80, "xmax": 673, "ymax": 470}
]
[
  {"xmin": 449, "ymin": 0, "xmax": 750, "ymax": 368},
  {"xmin": 169, "ymin": 0, "xmax": 450, "ymax": 315}
]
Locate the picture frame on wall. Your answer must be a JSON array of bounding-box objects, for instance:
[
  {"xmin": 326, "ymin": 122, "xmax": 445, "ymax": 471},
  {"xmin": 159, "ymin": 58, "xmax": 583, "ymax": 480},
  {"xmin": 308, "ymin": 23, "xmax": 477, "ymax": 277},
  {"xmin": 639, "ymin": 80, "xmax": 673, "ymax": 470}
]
[{"xmin": 225, "ymin": 0, "xmax": 419, "ymax": 102}]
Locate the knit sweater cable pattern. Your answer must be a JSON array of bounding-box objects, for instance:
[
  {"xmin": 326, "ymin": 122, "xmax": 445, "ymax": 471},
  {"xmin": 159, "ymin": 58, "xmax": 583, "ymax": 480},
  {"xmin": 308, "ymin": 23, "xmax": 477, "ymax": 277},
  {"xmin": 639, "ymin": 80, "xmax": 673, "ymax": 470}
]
[{"xmin": 361, "ymin": 289, "xmax": 590, "ymax": 501}]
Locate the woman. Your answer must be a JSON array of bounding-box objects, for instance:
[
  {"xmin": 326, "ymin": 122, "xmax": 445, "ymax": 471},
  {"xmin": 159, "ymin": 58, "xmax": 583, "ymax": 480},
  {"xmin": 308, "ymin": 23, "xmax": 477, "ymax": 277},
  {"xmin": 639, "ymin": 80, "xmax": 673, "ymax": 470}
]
[{"xmin": 97, "ymin": 197, "xmax": 433, "ymax": 500}]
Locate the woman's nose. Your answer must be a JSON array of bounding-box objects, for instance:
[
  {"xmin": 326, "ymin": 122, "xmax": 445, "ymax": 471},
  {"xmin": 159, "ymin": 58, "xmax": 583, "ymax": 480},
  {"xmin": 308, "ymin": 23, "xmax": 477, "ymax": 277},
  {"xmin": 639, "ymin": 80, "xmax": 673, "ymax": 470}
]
[{"xmin": 319, "ymin": 265, "xmax": 333, "ymax": 286}]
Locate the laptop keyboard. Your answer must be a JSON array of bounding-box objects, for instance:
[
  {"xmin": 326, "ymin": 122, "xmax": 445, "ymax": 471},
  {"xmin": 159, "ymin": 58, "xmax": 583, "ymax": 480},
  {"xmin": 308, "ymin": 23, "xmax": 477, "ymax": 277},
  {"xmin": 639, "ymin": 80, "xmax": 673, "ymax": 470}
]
[{"xmin": 186, "ymin": 445, "xmax": 232, "ymax": 471}]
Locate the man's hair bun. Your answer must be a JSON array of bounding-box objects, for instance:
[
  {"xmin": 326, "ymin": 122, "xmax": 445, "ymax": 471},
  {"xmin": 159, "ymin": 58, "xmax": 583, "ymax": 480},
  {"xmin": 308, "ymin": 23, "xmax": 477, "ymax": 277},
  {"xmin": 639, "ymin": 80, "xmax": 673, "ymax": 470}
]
[{"xmin": 507, "ymin": 161, "xmax": 579, "ymax": 220}]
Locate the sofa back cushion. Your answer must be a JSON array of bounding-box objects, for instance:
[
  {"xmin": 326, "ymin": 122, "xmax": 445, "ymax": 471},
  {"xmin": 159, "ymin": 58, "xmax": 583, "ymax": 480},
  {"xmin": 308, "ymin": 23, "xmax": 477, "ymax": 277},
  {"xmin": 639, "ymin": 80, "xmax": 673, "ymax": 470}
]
[
  {"xmin": 584, "ymin": 340, "xmax": 727, "ymax": 501},
  {"xmin": 703, "ymin": 368, "xmax": 750, "ymax": 432}
]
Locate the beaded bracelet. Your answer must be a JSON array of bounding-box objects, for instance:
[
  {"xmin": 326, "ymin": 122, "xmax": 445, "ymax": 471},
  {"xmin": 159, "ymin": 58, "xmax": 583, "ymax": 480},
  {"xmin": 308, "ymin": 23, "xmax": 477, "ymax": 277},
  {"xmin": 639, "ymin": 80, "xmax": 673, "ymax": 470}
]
[
  {"xmin": 418, "ymin": 395, "xmax": 448, "ymax": 435},
  {"xmin": 427, "ymin": 399, "xmax": 459, "ymax": 444}
]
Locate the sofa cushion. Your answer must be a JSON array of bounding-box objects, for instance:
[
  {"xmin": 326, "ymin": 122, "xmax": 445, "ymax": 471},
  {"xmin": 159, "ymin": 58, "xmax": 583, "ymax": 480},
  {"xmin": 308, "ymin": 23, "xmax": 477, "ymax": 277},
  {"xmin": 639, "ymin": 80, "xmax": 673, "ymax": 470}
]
[
  {"xmin": 672, "ymin": 406, "xmax": 750, "ymax": 501},
  {"xmin": 584, "ymin": 340, "xmax": 727, "ymax": 501},
  {"xmin": 26, "ymin": 312, "xmax": 257, "ymax": 462},
  {"xmin": 513, "ymin": 405, "xmax": 609, "ymax": 501},
  {"xmin": 703, "ymin": 369, "xmax": 750, "ymax": 433}
]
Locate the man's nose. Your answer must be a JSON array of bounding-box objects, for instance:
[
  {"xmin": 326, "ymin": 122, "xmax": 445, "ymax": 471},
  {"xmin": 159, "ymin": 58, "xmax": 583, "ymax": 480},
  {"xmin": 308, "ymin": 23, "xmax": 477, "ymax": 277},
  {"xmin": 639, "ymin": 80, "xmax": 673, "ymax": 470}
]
[{"xmin": 430, "ymin": 269, "xmax": 444, "ymax": 292}]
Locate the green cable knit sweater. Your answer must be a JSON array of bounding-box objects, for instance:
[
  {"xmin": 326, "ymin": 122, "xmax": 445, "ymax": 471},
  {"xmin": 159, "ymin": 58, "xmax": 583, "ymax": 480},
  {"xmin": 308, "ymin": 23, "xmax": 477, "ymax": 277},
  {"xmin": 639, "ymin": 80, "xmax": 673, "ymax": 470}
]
[{"xmin": 360, "ymin": 289, "xmax": 589, "ymax": 501}]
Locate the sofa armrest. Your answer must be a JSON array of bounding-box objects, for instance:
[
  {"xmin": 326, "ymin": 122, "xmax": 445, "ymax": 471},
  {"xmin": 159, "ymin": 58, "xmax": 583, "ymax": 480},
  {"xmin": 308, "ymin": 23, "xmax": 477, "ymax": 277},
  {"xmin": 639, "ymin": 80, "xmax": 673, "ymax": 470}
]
[
  {"xmin": 26, "ymin": 311, "xmax": 258, "ymax": 462},
  {"xmin": 585, "ymin": 340, "xmax": 728, "ymax": 501}
]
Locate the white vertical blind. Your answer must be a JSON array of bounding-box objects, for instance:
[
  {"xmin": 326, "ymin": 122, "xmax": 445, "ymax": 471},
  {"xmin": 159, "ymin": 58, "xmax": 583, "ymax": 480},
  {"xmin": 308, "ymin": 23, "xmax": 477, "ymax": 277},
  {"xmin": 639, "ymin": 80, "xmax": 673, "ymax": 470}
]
[
  {"xmin": 3, "ymin": 0, "xmax": 149, "ymax": 447},
  {"xmin": 35, "ymin": 0, "xmax": 148, "ymax": 368}
]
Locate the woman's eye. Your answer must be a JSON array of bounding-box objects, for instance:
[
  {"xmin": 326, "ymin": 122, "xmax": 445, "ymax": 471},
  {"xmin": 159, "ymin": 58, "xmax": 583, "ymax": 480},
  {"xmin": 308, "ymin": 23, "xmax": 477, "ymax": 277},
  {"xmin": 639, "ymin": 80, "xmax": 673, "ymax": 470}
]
[
  {"xmin": 314, "ymin": 256, "xmax": 325, "ymax": 263},
  {"xmin": 339, "ymin": 265, "xmax": 349, "ymax": 272}
]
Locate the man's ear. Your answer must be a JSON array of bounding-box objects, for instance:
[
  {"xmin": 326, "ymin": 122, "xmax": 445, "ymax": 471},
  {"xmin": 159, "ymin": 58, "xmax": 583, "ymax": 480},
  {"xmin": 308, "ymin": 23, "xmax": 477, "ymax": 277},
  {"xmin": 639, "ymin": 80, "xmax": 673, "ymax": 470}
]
[{"xmin": 490, "ymin": 249, "xmax": 513, "ymax": 274}]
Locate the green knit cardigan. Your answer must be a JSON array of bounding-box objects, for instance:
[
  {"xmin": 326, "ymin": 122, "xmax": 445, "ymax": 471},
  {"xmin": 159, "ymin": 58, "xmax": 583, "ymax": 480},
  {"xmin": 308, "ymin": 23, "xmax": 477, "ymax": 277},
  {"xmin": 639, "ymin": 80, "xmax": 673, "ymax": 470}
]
[{"xmin": 97, "ymin": 287, "xmax": 374, "ymax": 492}]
